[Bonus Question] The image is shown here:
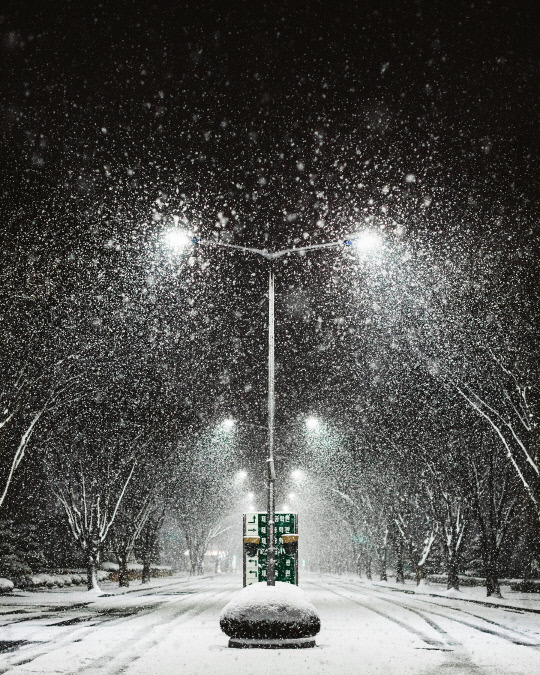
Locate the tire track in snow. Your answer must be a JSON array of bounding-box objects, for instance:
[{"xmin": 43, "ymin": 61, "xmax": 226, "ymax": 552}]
[
  {"xmin": 74, "ymin": 587, "xmax": 233, "ymax": 675},
  {"xmin": 339, "ymin": 579, "xmax": 540, "ymax": 645},
  {"xmin": 0, "ymin": 579, "xmax": 231, "ymax": 675},
  {"xmin": 325, "ymin": 579, "xmax": 540, "ymax": 649},
  {"xmin": 309, "ymin": 579, "xmax": 492, "ymax": 675},
  {"xmin": 309, "ymin": 579, "xmax": 452, "ymax": 650}
]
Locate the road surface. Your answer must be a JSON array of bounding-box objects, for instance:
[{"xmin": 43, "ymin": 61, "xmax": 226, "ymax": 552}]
[{"xmin": 1, "ymin": 574, "xmax": 539, "ymax": 674}]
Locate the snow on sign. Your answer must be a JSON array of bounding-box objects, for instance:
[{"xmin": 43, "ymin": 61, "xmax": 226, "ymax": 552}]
[{"xmin": 243, "ymin": 512, "xmax": 298, "ymax": 587}]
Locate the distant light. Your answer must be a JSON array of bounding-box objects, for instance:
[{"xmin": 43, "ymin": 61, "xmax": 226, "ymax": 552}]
[
  {"xmin": 246, "ymin": 492, "xmax": 254, "ymax": 500},
  {"xmin": 351, "ymin": 230, "xmax": 382, "ymax": 253},
  {"xmin": 222, "ymin": 418, "xmax": 236, "ymax": 430},
  {"xmin": 288, "ymin": 493, "xmax": 296, "ymax": 501},
  {"xmin": 236, "ymin": 470, "xmax": 247, "ymax": 481},
  {"xmin": 281, "ymin": 504, "xmax": 291, "ymax": 513},
  {"xmin": 291, "ymin": 469, "xmax": 305, "ymax": 483},
  {"xmin": 165, "ymin": 228, "xmax": 193, "ymax": 252},
  {"xmin": 305, "ymin": 416, "xmax": 320, "ymax": 431}
]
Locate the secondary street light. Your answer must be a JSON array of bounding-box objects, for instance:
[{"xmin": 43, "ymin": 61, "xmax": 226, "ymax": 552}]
[
  {"xmin": 222, "ymin": 418, "xmax": 236, "ymax": 431},
  {"xmin": 305, "ymin": 416, "xmax": 321, "ymax": 432},
  {"xmin": 166, "ymin": 227, "xmax": 381, "ymax": 585}
]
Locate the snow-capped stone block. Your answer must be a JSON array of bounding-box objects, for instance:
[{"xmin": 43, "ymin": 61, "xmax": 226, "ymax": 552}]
[{"xmin": 220, "ymin": 581, "xmax": 320, "ymax": 642}]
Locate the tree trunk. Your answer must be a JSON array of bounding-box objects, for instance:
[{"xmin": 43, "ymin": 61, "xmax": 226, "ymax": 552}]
[
  {"xmin": 195, "ymin": 543, "xmax": 206, "ymax": 574},
  {"xmin": 447, "ymin": 555, "xmax": 460, "ymax": 591},
  {"xmin": 379, "ymin": 545, "xmax": 388, "ymax": 582},
  {"xmin": 365, "ymin": 555, "xmax": 372, "ymax": 580},
  {"xmin": 395, "ymin": 540, "xmax": 405, "ymax": 583},
  {"xmin": 118, "ymin": 554, "xmax": 130, "ymax": 587},
  {"xmin": 416, "ymin": 563, "xmax": 425, "ymax": 586},
  {"xmin": 484, "ymin": 558, "xmax": 502, "ymax": 598},
  {"xmin": 86, "ymin": 547, "xmax": 101, "ymax": 591},
  {"xmin": 141, "ymin": 555, "xmax": 151, "ymax": 584}
]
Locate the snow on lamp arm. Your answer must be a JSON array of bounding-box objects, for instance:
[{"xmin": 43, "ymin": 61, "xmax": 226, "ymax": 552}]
[{"xmin": 165, "ymin": 225, "xmax": 382, "ymax": 585}]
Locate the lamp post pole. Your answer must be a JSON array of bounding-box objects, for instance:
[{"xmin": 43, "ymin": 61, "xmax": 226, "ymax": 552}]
[
  {"xmin": 267, "ymin": 265, "xmax": 276, "ymax": 586},
  {"xmin": 171, "ymin": 230, "xmax": 371, "ymax": 585}
]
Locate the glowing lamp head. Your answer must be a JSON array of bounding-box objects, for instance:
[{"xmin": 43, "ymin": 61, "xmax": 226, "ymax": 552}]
[
  {"xmin": 351, "ymin": 230, "xmax": 382, "ymax": 253},
  {"xmin": 222, "ymin": 418, "xmax": 236, "ymax": 430},
  {"xmin": 291, "ymin": 469, "xmax": 305, "ymax": 483},
  {"xmin": 305, "ymin": 416, "xmax": 320, "ymax": 431},
  {"xmin": 165, "ymin": 228, "xmax": 193, "ymax": 252}
]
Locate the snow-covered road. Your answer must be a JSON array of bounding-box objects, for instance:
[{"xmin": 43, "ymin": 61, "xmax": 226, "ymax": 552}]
[{"xmin": 1, "ymin": 575, "xmax": 539, "ymax": 674}]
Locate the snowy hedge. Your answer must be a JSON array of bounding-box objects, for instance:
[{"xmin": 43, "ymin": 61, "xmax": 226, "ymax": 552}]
[
  {"xmin": 19, "ymin": 571, "xmax": 110, "ymax": 589},
  {"xmin": 100, "ymin": 562, "xmax": 172, "ymax": 580},
  {"xmin": 509, "ymin": 579, "xmax": 540, "ymax": 593},
  {"xmin": 0, "ymin": 578, "xmax": 14, "ymax": 594},
  {"xmin": 428, "ymin": 574, "xmax": 486, "ymax": 587}
]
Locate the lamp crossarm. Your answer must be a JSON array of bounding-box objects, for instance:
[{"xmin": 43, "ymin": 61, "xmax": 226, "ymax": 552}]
[{"xmin": 191, "ymin": 234, "xmax": 361, "ymax": 260}]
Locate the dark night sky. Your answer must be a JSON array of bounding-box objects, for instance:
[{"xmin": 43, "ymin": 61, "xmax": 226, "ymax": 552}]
[
  {"xmin": 1, "ymin": 0, "xmax": 538, "ymax": 480},
  {"xmin": 2, "ymin": 0, "xmax": 537, "ymax": 241}
]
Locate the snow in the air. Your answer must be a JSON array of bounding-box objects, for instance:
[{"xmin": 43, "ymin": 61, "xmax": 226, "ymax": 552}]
[{"xmin": 1, "ymin": 2, "xmax": 538, "ymax": 674}]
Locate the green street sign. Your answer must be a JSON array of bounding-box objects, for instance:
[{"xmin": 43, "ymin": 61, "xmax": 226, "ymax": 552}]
[{"xmin": 243, "ymin": 512, "xmax": 298, "ymax": 586}]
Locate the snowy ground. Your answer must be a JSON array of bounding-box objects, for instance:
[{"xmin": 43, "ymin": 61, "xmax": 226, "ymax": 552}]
[{"xmin": 1, "ymin": 573, "xmax": 539, "ymax": 674}]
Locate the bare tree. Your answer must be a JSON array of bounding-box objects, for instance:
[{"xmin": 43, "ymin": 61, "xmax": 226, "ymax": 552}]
[
  {"xmin": 423, "ymin": 461, "xmax": 469, "ymax": 592},
  {"xmin": 107, "ymin": 445, "xmax": 174, "ymax": 587},
  {"xmin": 137, "ymin": 506, "xmax": 167, "ymax": 584},
  {"xmin": 447, "ymin": 352, "xmax": 539, "ymax": 526},
  {"xmin": 394, "ymin": 492, "xmax": 439, "ymax": 586},
  {"xmin": 171, "ymin": 425, "xmax": 241, "ymax": 576},
  {"xmin": 108, "ymin": 490, "xmax": 155, "ymax": 587},
  {"xmin": 462, "ymin": 430, "xmax": 519, "ymax": 597},
  {"xmin": 45, "ymin": 425, "xmax": 138, "ymax": 591},
  {"xmin": 1, "ymin": 356, "xmax": 80, "ymax": 511}
]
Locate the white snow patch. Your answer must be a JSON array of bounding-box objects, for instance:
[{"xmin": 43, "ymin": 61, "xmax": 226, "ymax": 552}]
[{"xmin": 443, "ymin": 587, "xmax": 463, "ymax": 598}]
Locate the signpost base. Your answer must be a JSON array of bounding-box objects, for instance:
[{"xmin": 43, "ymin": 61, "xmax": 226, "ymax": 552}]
[{"xmin": 228, "ymin": 637, "xmax": 316, "ymax": 649}]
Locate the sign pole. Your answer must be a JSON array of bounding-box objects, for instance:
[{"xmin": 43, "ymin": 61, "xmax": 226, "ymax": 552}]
[{"xmin": 267, "ymin": 266, "xmax": 276, "ymax": 586}]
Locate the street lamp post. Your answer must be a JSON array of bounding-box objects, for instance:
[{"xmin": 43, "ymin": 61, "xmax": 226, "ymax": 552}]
[
  {"xmin": 267, "ymin": 265, "xmax": 276, "ymax": 585},
  {"xmin": 169, "ymin": 228, "xmax": 379, "ymax": 585}
]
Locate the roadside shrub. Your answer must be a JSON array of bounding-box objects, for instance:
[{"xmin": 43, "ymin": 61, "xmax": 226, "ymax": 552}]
[
  {"xmin": 0, "ymin": 578, "xmax": 14, "ymax": 594},
  {"xmin": 509, "ymin": 580, "xmax": 540, "ymax": 593}
]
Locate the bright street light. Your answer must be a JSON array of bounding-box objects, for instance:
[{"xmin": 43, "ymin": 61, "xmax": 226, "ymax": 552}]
[
  {"xmin": 351, "ymin": 229, "xmax": 382, "ymax": 253},
  {"xmin": 235, "ymin": 469, "xmax": 247, "ymax": 480},
  {"xmin": 164, "ymin": 228, "xmax": 194, "ymax": 252},
  {"xmin": 305, "ymin": 416, "xmax": 320, "ymax": 431},
  {"xmin": 222, "ymin": 418, "xmax": 236, "ymax": 430}
]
